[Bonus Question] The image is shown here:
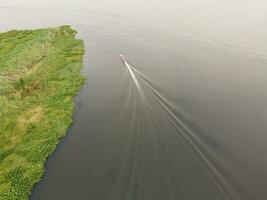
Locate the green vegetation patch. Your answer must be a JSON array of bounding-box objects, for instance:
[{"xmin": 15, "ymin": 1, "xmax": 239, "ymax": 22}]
[{"xmin": 0, "ymin": 26, "xmax": 84, "ymax": 200}]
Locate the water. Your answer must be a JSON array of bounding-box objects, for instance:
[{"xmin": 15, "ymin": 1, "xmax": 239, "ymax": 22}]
[{"xmin": 0, "ymin": 1, "xmax": 267, "ymax": 199}]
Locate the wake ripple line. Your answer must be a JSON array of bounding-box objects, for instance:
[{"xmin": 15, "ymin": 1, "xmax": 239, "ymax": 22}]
[{"xmin": 123, "ymin": 58, "xmax": 241, "ymax": 200}]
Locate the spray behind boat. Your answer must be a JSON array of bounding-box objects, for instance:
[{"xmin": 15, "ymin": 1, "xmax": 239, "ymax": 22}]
[{"xmin": 120, "ymin": 54, "xmax": 126, "ymax": 64}]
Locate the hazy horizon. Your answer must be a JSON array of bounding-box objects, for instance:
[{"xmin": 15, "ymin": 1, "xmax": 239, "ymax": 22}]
[{"xmin": 1, "ymin": 0, "xmax": 267, "ymax": 59}]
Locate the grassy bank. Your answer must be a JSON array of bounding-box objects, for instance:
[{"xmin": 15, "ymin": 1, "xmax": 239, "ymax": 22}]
[{"xmin": 0, "ymin": 26, "xmax": 84, "ymax": 200}]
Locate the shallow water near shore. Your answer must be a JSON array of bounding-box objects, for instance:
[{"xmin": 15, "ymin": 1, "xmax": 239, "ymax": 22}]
[{"xmin": 1, "ymin": 1, "xmax": 267, "ymax": 199}]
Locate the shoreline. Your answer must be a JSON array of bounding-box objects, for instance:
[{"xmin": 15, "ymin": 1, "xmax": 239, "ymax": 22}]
[{"xmin": 0, "ymin": 25, "xmax": 84, "ymax": 200}]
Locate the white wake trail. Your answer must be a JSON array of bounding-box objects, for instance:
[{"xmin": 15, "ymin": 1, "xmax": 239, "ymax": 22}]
[
  {"xmin": 124, "ymin": 60, "xmax": 141, "ymax": 90},
  {"xmin": 121, "ymin": 55, "xmax": 240, "ymax": 200}
]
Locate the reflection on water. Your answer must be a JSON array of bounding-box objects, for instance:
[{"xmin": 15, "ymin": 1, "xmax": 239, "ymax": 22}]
[{"xmin": 0, "ymin": 1, "xmax": 267, "ymax": 199}]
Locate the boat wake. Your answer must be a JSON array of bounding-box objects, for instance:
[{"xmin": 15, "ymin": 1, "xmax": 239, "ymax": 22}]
[{"xmin": 120, "ymin": 55, "xmax": 240, "ymax": 200}]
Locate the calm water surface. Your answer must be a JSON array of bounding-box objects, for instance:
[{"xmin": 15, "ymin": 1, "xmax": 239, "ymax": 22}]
[{"xmin": 0, "ymin": 1, "xmax": 267, "ymax": 199}]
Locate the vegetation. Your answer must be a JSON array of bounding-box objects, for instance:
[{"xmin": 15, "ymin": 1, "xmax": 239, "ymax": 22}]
[{"xmin": 0, "ymin": 26, "xmax": 84, "ymax": 200}]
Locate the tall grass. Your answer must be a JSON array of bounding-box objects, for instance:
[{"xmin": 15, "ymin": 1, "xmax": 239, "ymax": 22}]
[{"xmin": 0, "ymin": 25, "xmax": 84, "ymax": 200}]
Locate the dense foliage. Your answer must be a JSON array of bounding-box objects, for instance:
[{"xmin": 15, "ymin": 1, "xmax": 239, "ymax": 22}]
[{"xmin": 0, "ymin": 26, "xmax": 84, "ymax": 200}]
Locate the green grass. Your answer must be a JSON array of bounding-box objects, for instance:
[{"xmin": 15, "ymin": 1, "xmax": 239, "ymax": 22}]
[{"xmin": 0, "ymin": 25, "xmax": 84, "ymax": 200}]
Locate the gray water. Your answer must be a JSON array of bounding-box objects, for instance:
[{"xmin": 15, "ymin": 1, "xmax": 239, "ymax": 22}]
[{"xmin": 1, "ymin": 1, "xmax": 267, "ymax": 199}]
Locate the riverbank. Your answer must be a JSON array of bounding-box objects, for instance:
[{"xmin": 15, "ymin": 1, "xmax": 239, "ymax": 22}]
[{"xmin": 0, "ymin": 26, "xmax": 84, "ymax": 200}]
